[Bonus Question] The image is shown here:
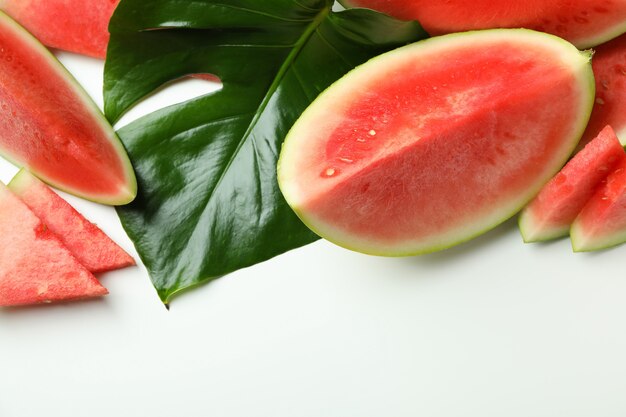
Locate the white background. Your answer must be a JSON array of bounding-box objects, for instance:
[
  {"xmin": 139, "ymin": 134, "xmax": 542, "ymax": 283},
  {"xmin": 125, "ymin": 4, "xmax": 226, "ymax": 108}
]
[{"xmin": 1, "ymin": 51, "xmax": 626, "ymax": 417}]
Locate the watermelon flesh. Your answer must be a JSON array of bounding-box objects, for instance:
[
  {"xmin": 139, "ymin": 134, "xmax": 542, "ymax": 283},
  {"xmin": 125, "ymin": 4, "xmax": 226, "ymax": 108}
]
[
  {"xmin": 9, "ymin": 170, "xmax": 135, "ymax": 273},
  {"xmin": 278, "ymin": 29, "xmax": 594, "ymax": 256},
  {"xmin": 0, "ymin": 0, "xmax": 119, "ymax": 59},
  {"xmin": 519, "ymin": 125, "xmax": 626, "ymax": 242},
  {"xmin": 0, "ymin": 183, "xmax": 107, "ymax": 307},
  {"xmin": 570, "ymin": 157, "xmax": 626, "ymax": 251},
  {"xmin": 578, "ymin": 32, "xmax": 626, "ymax": 149},
  {"xmin": 0, "ymin": 11, "xmax": 136, "ymax": 205},
  {"xmin": 341, "ymin": 0, "xmax": 626, "ymax": 49}
]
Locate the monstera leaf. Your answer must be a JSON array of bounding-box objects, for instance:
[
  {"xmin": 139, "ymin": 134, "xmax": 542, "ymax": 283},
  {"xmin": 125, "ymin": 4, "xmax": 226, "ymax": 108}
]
[{"xmin": 104, "ymin": 0, "xmax": 427, "ymax": 303}]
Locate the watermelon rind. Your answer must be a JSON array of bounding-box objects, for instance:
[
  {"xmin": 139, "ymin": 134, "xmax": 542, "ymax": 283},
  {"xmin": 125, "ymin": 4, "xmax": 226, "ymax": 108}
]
[
  {"xmin": 0, "ymin": 11, "xmax": 136, "ymax": 205},
  {"xmin": 278, "ymin": 29, "xmax": 595, "ymax": 256}
]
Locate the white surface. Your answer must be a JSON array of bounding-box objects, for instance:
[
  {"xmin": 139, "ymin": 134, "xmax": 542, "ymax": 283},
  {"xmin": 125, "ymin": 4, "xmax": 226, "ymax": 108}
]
[{"xmin": 2, "ymin": 52, "xmax": 626, "ymax": 417}]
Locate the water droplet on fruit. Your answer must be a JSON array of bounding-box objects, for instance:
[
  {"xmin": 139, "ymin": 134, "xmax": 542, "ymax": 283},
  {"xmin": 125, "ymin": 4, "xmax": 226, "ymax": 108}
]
[{"xmin": 369, "ymin": 130, "xmax": 376, "ymax": 136}]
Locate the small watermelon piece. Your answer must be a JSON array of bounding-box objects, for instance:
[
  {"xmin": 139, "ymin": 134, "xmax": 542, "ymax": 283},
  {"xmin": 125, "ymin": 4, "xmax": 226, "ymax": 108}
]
[
  {"xmin": 0, "ymin": 0, "xmax": 119, "ymax": 58},
  {"xmin": 278, "ymin": 29, "xmax": 594, "ymax": 256},
  {"xmin": 519, "ymin": 126, "xmax": 626, "ymax": 242},
  {"xmin": 578, "ymin": 33, "xmax": 626, "ymax": 149},
  {"xmin": 570, "ymin": 157, "xmax": 626, "ymax": 251},
  {"xmin": 9, "ymin": 169, "xmax": 135, "ymax": 273},
  {"xmin": 340, "ymin": 0, "xmax": 626, "ymax": 49},
  {"xmin": 0, "ymin": 11, "xmax": 136, "ymax": 205},
  {"xmin": 0, "ymin": 183, "xmax": 107, "ymax": 307}
]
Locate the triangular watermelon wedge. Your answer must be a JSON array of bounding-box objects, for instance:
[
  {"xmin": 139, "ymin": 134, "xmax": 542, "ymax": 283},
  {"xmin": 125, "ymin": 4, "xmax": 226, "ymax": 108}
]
[
  {"xmin": 0, "ymin": 182, "xmax": 107, "ymax": 307},
  {"xmin": 0, "ymin": 11, "xmax": 136, "ymax": 205},
  {"xmin": 570, "ymin": 157, "xmax": 626, "ymax": 252},
  {"xmin": 9, "ymin": 169, "xmax": 135, "ymax": 273},
  {"xmin": 519, "ymin": 125, "xmax": 626, "ymax": 242}
]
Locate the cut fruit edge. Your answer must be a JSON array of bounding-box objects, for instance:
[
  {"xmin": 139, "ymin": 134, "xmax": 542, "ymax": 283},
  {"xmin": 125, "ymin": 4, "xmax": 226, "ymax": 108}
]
[
  {"xmin": 570, "ymin": 157, "xmax": 626, "ymax": 252},
  {"xmin": 518, "ymin": 125, "xmax": 626, "ymax": 243},
  {"xmin": 8, "ymin": 169, "xmax": 136, "ymax": 273},
  {"xmin": 0, "ymin": 183, "xmax": 108, "ymax": 307},
  {"xmin": 279, "ymin": 29, "xmax": 595, "ymax": 256},
  {"xmin": 0, "ymin": 11, "xmax": 136, "ymax": 205}
]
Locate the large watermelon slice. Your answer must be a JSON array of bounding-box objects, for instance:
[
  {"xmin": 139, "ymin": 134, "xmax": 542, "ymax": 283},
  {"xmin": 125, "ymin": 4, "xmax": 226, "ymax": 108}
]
[
  {"xmin": 278, "ymin": 29, "xmax": 594, "ymax": 256},
  {"xmin": 519, "ymin": 125, "xmax": 626, "ymax": 242},
  {"xmin": 340, "ymin": 0, "xmax": 626, "ymax": 49},
  {"xmin": 578, "ymin": 32, "xmax": 626, "ymax": 149},
  {"xmin": 0, "ymin": 0, "xmax": 119, "ymax": 58},
  {"xmin": 0, "ymin": 183, "xmax": 107, "ymax": 307},
  {"xmin": 0, "ymin": 11, "xmax": 136, "ymax": 205},
  {"xmin": 9, "ymin": 169, "xmax": 135, "ymax": 273},
  {"xmin": 570, "ymin": 157, "xmax": 626, "ymax": 251}
]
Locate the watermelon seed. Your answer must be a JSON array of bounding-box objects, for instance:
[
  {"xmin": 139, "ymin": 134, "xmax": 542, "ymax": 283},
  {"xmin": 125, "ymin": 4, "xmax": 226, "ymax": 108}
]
[
  {"xmin": 369, "ymin": 130, "xmax": 376, "ymax": 136},
  {"xmin": 596, "ymin": 98, "xmax": 605, "ymax": 105},
  {"xmin": 324, "ymin": 168, "xmax": 336, "ymax": 177},
  {"xmin": 356, "ymin": 138, "xmax": 366, "ymax": 143},
  {"xmin": 338, "ymin": 157, "xmax": 354, "ymax": 164}
]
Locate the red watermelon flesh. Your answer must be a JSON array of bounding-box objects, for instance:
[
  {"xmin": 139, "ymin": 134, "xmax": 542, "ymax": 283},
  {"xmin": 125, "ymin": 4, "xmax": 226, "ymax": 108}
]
[
  {"xmin": 341, "ymin": 0, "xmax": 626, "ymax": 49},
  {"xmin": 278, "ymin": 30, "xmax": 594, "ymax": 256},
  {"xmin": 9, "ymin": 169, "xmax": 135, "ymax": 273},
  {"xmin": 570, "ymin": 156, "xmax": 626, "ymax": 251},
  {"xmin": 0, "ymin": 0, "xmax": 119, "ymax": 59},
  {"xmin": 0, "ymin": 11, "xmax": 136, "ymax": 205},
  {"xmin": 0, "ymin": 183, "xmax": 107, "ymax": 307},
  {"xmin": 519, "ymin": 125, "xmax": 626, "ymax": 242},
  {"xmin": 578, "ymin": 32, "xmax": 626, "ymax": 149}
]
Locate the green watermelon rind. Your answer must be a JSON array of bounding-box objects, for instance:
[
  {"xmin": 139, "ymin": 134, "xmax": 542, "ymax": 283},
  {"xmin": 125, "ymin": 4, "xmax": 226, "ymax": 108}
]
[
  {"xmin": 278, "ymin": 29, "xmax": 595, "ymax": 257},
  {"xmin": 570, "ymin": 225, "xmax": 626, "ymax": 252},
  {"xmin": 0, "ymin": 11, "xmax": 136, "ymax": 206}
]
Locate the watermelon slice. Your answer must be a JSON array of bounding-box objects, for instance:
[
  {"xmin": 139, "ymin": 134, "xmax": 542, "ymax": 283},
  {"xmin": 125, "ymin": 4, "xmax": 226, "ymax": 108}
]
[
  {"xmin": 570, "ymin": 157, "xmax": 626, "ymax": 251},
  {"xmin": 9, "ymin": 169, "xmax": 135, "ymax": 273},
  {"xmin": 278, "ymin": 29, "xmax": 594, "ymax": 256},
  {"xmin": 340, "ymin": 0, "xmax": 626, "ymax": 49},
  {"xmin": 578, "ymin": 32, "xmax": 626, "ymax": 149},
  {"xmin": 0, "ymin": 0, "xmax": 119, "ymax": 59},
  {"xmin": 519, "ymin": 125, "xmax": 626, "ymax": 242},
  {"xmin": 0, "ymin": 183, "xmax": 107, "ymax": 307},
  {"xmin": 0, "ymin": 11, "xmax": 136, "ymax": 205}
]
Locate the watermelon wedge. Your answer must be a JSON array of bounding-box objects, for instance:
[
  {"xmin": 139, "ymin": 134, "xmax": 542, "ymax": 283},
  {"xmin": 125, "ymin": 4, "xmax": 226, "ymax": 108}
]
[
  {"xmin": 278, "ymin": 29, "xmax": 594, "ymax": 256},
  {"xmin": 340, "ymin": 0, "xmax": 626, "ymax": 49},
  {"xmin": 0, "ymin": 11, "xmax": 136, "ymax": 205},
  {"xmin": 578, "ymin": 33, "xmax": 626, "ymax": 149},
  {"xmin": 570, "ymin": 157, "xmax": 626, "ymax": 251},
  {"xmin": 0, "ymin": 0, "xmax": 119, "ymax": 58},
  {"xmin": 9, "ymin": 169, "xmax": 135, "ymax": 273},
  {"xmin": 0, "ymin": 183, "xmax": 107, "ymax": 307},
  {"xmin": 519, "ymin": 125, "xmax": 626, "ymax": 242}
]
